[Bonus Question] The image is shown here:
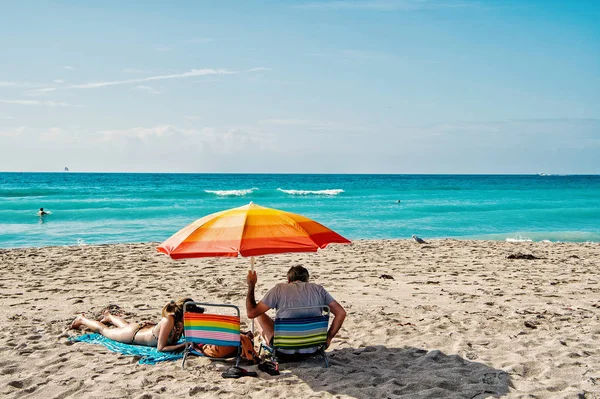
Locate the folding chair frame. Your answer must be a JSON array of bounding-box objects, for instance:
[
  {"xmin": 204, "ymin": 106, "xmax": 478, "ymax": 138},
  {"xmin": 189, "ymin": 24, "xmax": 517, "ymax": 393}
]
[
  {"xmin": 181, "ymin": 302, "xmax": 241, "ymax": 369},
  {"xmin": 259, "ymin": 305, "xmax": 330, "ymax": 368}
]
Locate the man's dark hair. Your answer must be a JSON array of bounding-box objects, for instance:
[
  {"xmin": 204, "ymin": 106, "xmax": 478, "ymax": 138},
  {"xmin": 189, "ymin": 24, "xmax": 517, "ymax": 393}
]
[{"xmin": 287, "ymin": 265, "xmax": 309, "ymax": 282}]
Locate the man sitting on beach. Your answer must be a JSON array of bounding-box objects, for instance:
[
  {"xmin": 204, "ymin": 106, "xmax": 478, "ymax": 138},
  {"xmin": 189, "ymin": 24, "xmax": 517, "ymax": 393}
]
[{"xmin": 246, "ymin": 265, "xmax": 346, "ymax": 354}]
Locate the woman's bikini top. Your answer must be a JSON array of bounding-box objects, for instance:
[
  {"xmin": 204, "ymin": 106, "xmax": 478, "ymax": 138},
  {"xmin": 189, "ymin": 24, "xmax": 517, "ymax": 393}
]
[{"xmin": 150, "ymin": 317, "xmax": 182, "ymax": 345}]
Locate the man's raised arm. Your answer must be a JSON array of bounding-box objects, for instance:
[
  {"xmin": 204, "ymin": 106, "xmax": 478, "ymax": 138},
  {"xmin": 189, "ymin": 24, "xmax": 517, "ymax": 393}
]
[{"xmin": 246, "ymin": 270, "xmax": 270, "ymax": 319}]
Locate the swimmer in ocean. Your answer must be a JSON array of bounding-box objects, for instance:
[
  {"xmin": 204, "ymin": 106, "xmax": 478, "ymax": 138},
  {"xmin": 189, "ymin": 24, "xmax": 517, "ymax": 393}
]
[{"xmin": 38, "ymin": 208, "xmax": 49, "ymax": 216}]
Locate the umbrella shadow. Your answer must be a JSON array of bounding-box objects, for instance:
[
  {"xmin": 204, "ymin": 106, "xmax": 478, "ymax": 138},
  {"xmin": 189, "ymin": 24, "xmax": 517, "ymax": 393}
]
[{"xmin": 277, "ymin": 345, "xmax": 511, "ymax": 399}]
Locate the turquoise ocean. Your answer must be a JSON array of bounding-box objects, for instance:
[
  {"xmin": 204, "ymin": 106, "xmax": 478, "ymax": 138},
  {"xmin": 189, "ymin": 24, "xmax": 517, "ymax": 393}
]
[{"xmin": 0, "ymin": 173, "xmax": 599, "ymax": 249}]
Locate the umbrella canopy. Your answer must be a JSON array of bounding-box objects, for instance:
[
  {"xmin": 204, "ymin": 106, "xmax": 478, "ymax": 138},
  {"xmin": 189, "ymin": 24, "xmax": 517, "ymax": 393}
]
[{"xmin": 157, "ymin": 202, "xmax": 350, "ymax": 259}]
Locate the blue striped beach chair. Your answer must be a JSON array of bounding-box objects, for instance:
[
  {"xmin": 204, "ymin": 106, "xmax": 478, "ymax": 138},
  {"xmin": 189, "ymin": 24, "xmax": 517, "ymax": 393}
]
[
  {"xmin": 181, "ymin": 302, "xmax": 241, "ymax": 369},
  {"xmin": 260, "ymin": 305, "xmax": 330, "ymax": 368}
]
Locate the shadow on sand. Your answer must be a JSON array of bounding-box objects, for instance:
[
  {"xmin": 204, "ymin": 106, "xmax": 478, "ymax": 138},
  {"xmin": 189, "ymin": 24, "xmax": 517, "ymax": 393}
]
[{"xmin": 275, "ymin": 345, "xmax": 511, "ymax": 399}]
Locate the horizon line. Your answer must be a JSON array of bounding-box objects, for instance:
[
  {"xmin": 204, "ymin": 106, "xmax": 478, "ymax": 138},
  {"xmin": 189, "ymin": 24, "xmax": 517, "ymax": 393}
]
[{"xmin": 1, "ymin": 171, "xmax": 598, "ymax": 176}]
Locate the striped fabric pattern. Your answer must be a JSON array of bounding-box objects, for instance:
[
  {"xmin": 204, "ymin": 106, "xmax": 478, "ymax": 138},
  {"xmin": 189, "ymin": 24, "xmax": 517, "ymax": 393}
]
[
  {"xmin": 184, "ymin": 313, "xmax": 241, "ymax": 347},
  {"xmin": 273, "ymin": 315, "xmax": 329, "ymax": 349},
  {"xmin": 157, "ymin": 202, "xmax": 350, "ymax": 259}
]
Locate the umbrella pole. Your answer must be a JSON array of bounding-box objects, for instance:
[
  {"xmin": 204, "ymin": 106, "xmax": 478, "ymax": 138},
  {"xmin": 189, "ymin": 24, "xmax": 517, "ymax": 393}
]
[{"xmin": 250, "ymin": 256, "xmax": 255, "ymax": 345}]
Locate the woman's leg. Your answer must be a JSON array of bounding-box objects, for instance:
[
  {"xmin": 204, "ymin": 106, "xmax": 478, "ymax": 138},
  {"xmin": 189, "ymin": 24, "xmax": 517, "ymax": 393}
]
[
  {"xmin": 71, "ymin": 315, "xmax": 138, "ymax": 344},
  {"xmin": 100, "ymin": 310, "xmax": 130, "ymax": 328},
  {"xmin": 254, "ymin": 314, "xmax": 274, "ymax": 345}
]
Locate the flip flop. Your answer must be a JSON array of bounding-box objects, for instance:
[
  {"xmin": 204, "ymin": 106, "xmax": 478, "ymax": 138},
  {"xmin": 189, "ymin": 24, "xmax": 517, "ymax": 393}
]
[
  {"xmin": 258, "ymin": 361, "xmax": 280, "ymax": 376},
  {"xmin": 221, "ymin": 366, "xmax": 258, "ymax": 379}
]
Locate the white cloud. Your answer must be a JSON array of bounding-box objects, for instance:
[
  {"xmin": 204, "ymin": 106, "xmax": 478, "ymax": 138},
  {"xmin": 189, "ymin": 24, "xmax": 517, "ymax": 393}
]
[
  {"xmin": 0, "ymin": 115, "xmax": 15, "ymax": 120},
  {"xmin": 1, "ymin": 119, "xmax": 598, "ymax": 173},
  {"xmin": 0, "ymin": 126, "xmax": 25, "ymax": 137},
  {"xmin": 260, "ymin": 118, "xmax": 370, "ymax": 132},
  {"xmin": 53, "ymin": 79, "xmax": 65, "ymax": 83},
  {"xmin": 97, "ymin": 124, "xmax": 275, "ymax": 147},
  {"xmin": 0, "ymin": 81, "xmax": 38, "ymax": 88},
  {"xmin": 156, "ymin": 45, "xmax": 171, "ymax": 52},
  {"xmin": 248, "ymin": 67, "xmax": 271, "ymax": 72},
  {"xmin": 69, "ymin": 67, "xmax": 267, "ymax": 89},
  {"xmin": 39, "ymin": 127, "xmax": 79, "ymax": 143},
  {"xmin": 0, "ymin": 99, "xmax": 75, "ymax": 107},
  {"xmin": 296, "ymin": 0, "xmax": 476, "ymax": 11},
  {"xmin": 135, "ymin": 85, "xmax": 161, "ymax": 94},
  {"xmin": 64, "ymin": 65, "xmax": 75, "ymax": 70},
  {"xmin": 25, "ymin": 87, "xmax": 57, "ymax": 96}
]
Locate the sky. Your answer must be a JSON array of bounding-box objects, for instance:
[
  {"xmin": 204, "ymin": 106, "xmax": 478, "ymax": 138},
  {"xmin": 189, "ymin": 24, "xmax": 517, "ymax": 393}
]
[{"xmin": 0, "ymin": 0, "xmax": 598, "ymax": 174}]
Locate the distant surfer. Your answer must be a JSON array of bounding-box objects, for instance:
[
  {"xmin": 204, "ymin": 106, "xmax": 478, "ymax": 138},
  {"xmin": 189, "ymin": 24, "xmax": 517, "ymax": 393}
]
[
  {"xmin": 38, "ymin": 208, "xmax": 49, "ymax": 216},
  {"xmin": 397, "ymin": 200, "xmax": 401, "ymax": 203}
]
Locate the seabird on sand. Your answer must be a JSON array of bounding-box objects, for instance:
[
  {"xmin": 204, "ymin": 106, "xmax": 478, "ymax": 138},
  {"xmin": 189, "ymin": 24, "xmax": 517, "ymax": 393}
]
[{"xmin": 412, "ymin": 235, "xmax": 427, "ymax": 244}]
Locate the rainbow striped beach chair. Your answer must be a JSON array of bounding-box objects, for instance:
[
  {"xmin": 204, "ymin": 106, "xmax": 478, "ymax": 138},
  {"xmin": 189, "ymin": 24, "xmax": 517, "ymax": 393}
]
[
  {"xmin": 261, "ymin": 305, "xmax": 330, "ymax": 368},
  {"xmin": 181, "ymin": 302, "xmax": 241, "ymax": 369}
]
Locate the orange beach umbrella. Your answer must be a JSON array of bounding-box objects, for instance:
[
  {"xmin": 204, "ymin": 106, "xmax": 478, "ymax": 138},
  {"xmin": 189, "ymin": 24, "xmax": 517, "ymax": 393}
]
[{"xmin": 157, "ymin": 202, "xmax": 350, "ymax": 267}]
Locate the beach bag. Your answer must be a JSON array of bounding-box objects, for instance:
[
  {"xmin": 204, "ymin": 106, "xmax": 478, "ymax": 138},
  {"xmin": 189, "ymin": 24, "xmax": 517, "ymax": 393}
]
[
  {"xmin": 240, "ymin": 334, "xmax": 259, "ymax": 361},
  {"xmin": 200, "ymin": 334, "xmax": 258, "ymax": 361}
]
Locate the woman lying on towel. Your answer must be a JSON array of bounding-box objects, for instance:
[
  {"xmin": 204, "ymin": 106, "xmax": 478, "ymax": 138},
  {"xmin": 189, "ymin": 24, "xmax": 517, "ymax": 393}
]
[
  {"xmin": 70, "ymin": 298, "xmax": 259, "ymax": 359},
  {"xmin": 70, "ymin": 297, "xmax": 192, "ymax": 352}
]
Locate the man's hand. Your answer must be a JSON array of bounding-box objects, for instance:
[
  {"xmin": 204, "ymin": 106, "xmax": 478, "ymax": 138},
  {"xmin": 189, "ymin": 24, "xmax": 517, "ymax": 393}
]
[
  {"xmin": 325, "ymin": 336, "xmax": 332, "ymax": 349},
  {"xmin": 247, "ymin": 270, "xmax": 257, "ymax": 287}
]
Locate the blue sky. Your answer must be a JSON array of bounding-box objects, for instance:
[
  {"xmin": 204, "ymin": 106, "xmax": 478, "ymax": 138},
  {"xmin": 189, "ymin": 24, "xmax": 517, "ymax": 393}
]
[{"xmin": 0, "ymin": 0, "xmax": 598, "ymax": 173}]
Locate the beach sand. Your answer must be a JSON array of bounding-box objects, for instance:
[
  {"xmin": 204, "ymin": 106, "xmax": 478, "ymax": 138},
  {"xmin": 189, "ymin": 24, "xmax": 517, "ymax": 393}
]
[{"xmin": 1, "ymin": 240, "xmax": 599, "ymax": 398}]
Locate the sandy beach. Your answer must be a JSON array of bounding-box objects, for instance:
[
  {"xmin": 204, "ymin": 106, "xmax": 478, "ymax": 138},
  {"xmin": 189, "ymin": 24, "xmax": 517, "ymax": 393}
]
[{"xmin": 1, "ymin": 239, "xmax": 598, "ymax": 398}]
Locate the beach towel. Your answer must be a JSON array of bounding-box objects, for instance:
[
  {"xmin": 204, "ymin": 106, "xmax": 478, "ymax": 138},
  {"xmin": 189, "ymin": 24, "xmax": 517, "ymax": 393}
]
[{"xmin": 70, "ymin": 333, "xmax": 184, "ymax": 365}]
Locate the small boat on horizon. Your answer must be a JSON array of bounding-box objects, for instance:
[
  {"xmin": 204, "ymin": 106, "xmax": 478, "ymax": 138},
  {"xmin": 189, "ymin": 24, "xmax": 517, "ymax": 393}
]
[{"xmin": 64, "ymin": 166, "xmax": 69, "ymax": 172}]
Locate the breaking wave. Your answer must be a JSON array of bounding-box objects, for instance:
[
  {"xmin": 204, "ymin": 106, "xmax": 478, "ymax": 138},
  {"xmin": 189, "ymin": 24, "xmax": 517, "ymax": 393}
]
[
  {"xmin": 204, "ymin": 188, "xmax": 259, "ymax": 196},
  {"xmin": 506, "ymin": 236, "xmax": 533, "ymax": 242},
  {"xmin": 277, "ymin": 188, "xmax": 344, "ymax": 196}
]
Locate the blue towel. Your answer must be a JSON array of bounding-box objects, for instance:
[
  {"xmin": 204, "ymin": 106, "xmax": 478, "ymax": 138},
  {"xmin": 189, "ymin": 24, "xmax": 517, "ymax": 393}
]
[{"xmin": 70, "ymin": 333, "xmax": 185, "ymax": 365}]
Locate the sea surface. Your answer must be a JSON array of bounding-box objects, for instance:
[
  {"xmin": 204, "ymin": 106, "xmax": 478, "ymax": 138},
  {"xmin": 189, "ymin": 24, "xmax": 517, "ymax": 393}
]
[{"xmin": 0, "ymin": 173, "xmax": 599, "ymax": 248}]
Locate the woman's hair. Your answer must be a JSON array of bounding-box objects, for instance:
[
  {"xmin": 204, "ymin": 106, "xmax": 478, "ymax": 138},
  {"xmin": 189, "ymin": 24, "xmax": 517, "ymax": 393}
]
[{"xmin": 162, "ymin": 297, "xmax": 193, "ymax": 322}]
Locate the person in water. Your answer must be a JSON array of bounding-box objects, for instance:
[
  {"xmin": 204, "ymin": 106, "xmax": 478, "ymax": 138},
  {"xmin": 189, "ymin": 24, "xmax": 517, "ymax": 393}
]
[
  {"xmin": 71, "ymin": 298, "xmax": 191, "ymax": 352},
  {"xmin": 38, "ymin": 208, "xmax": 48, "ymax": 216}
]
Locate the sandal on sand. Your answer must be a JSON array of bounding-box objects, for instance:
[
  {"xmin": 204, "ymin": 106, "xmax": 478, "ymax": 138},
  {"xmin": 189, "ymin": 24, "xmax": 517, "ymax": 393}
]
[
  {"xmin": 221, "ymin": 366, "xmax": 258, "ymax": 379},
  {"xmin": 258, "ymin": 361, "xmax": 280, "ymax": 376}
]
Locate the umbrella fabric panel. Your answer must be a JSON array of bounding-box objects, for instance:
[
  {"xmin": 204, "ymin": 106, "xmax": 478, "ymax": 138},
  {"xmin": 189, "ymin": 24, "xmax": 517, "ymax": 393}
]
[
  {"xmin": 157, "ymin": 202, "xmax": 350, "ymax": 258},
  {"xmin": 284, "ymin": 212, "xmax": 350, "ymax": 248},
  {"xmin": 182, "ymin": 211, "xmax": 246, "ymax": 245},
  {"xmin": 158, "ymin": 208, "xmax": 230, "ymax": 250},
  {"xmin": 158, "ymin": 211, "xmax": 246, "ymax": 256}
]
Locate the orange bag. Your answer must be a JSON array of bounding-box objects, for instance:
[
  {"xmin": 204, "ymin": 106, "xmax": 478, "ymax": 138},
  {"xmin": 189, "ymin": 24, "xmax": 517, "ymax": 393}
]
[{"xmin": 200, "ymin": 334, "xmax": 258, "ymax": 361}]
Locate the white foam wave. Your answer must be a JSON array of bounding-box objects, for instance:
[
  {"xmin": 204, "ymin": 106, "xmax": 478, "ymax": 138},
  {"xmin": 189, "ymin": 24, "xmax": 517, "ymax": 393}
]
[
  {"xmin": 76, "ymin": 238, "xmax": 87, "ymax": 246},
  {"xmin": 277, "ymin": 188, "xmax": 344, "ymax": 196},
  {"xmin": 205, "ymin": 188, "xmax": 258, "ymax": 196},
  {"xmin": 506, "ymin": 236, "xmax": 533, "ymax": 242}
]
